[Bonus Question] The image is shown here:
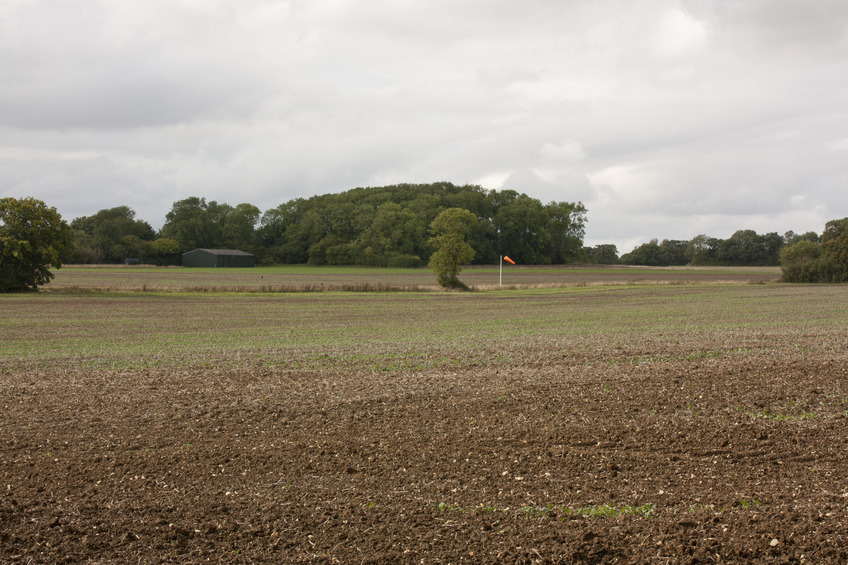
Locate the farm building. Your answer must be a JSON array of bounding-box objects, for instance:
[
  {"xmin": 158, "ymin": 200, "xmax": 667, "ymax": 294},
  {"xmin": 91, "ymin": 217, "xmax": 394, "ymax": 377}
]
[{"xmin": 182, "ymin": 249, "xmax": 255, "ymax": 268}]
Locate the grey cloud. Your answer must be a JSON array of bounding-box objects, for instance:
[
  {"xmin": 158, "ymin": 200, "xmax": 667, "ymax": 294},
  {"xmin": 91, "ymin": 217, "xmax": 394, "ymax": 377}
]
[
  {"xmin": 1, "ymin": 0, "xmax": 847, "ymax": 252},
  {"xmin": 682, "ymin": 0, "xmax": 848, "ymax": 49},
  {"xmin": 0, "ymin": 1, "xmax": 276, "ymax": 130},
  {"xmin": 502, "ymin": 170, "xmax": 596, "ymax": 206}
]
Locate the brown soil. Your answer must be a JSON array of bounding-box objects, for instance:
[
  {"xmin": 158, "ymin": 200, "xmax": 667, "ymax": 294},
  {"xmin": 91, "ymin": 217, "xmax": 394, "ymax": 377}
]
[{"xmin": 2, "ymin": 345, "xmax": 847, "ymax": 564}]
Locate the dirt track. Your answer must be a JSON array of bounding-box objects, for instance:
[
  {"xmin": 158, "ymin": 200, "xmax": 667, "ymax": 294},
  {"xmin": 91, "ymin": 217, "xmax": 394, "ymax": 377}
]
[{"xmin": 3, "ymin": 343, "xmax": 847, "ymax": 563}]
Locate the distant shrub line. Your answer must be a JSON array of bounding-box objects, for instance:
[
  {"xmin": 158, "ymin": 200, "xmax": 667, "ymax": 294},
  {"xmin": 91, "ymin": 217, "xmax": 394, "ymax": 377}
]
[{"xmin": 779, "ymin": 218, "xmax": 848, "ymax": 283}]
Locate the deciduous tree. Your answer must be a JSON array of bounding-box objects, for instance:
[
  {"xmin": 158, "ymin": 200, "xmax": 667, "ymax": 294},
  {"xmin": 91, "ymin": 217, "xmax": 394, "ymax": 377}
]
[
  {"xmin": 779, "ymin": 240, "xmax": 821, "ymax": 282},
  {"xmin": 547, "ymin": 201, "xmax": 587, "ymax": 263},
  {"xmin": 780, "ymin": 218, "xmax": 848, "ymax": 283},
  {"xmin": 160, "ymin": 197, "xmax": 232, "ymax": 251},
  {"xmin": 587, "ymin": 244, "xmax": 619, "ymax": 264},
  {"xmin": 70, "ymin": 206, "xmax": 155, "ymax": 263},
  {"xmin": 0, "ymin": 197, "xmax": 73, "ymax": 292},
  {"xmin": 223, "ymin": 203, "xmax": 261, "ymax": 252},
  {"xmin": 428, "ymin": 208, "xmax": 476, "ymax": 289}
]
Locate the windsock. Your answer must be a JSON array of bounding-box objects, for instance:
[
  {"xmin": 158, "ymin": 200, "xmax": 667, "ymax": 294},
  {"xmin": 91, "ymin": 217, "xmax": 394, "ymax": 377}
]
[{"xmin": 504, "ymin": 256, "xmax": 515, "ymax": 265}]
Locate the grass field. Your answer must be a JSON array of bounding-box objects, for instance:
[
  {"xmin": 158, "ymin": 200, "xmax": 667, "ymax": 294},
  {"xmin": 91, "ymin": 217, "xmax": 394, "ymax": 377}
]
[
  {"xmin": 41, "ymin": 263, "xmax": 783, "ymax": 292},
  {"xmin": 2, "ymin": 270, "xmax": 838, "ymax": 372},
  {"xmin": 2, "ymin": 266, "xmax": 847, "ymax": 563}
]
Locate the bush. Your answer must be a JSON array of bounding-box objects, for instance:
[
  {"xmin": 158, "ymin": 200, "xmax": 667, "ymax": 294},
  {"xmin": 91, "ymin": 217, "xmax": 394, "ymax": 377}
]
[
  {"xmin": 386, "ymin": 253, "xmax": 422, "ymax": 268},
  {"xmin": 325, "ymin": 243, "xmax": 361, "ymax": 265},
  {"xmin": 779, "ymin": 241, "xmax": 821, "ymax": 282}
]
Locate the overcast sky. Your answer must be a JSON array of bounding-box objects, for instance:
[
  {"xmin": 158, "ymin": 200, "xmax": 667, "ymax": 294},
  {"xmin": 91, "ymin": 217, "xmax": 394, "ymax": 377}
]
[{"xmin": 2, "ymin": 0, "xmax": 847, "ymax": 252}]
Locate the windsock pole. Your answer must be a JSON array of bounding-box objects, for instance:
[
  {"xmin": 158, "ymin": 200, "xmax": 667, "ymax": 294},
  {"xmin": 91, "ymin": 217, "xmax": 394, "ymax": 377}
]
[{"xmin": 499, "ymin": 255, "xmax": 515, "ymax": 286}]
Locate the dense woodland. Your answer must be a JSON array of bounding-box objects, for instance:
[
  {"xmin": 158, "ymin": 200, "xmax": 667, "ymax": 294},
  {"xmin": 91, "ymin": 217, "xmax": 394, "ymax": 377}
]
[
  {"xmin": 64, "ymin": 182, "xmax": 848, "ymax": 281},
  {"xmin": 779, "ymin": 218, "xmax": 848, "ymax": 283},
  {"xmin": 67, "ymin": 183, "xmax": 586, "ymax": 267}
]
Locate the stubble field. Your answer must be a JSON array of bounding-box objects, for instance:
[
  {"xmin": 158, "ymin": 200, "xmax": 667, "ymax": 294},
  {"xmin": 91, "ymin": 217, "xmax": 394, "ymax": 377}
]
[
  {"xmin": 40, "ymin": 264, "xmax": 783, "ymax": 293},
  {"xmin": 1, "ymin": 266, "xmax": 847, "ymax": 563}
]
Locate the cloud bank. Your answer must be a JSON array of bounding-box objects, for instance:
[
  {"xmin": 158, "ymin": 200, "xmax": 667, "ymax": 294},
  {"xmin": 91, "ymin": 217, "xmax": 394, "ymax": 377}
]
[{"xmin": 2, "ymin": 0, "xmax": 847, "ymax": 252}]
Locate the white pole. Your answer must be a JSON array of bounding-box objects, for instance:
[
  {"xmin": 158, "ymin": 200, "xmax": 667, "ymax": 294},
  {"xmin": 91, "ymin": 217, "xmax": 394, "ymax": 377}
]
[{"xmin": 499, "ymin": 255, "xmax": 502, "ymax": 287}]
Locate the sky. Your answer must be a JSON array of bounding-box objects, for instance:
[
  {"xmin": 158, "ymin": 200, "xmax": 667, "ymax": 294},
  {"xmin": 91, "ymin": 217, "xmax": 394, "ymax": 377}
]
[{"xmin": 2, "ymin": 0, "xmax": 847, "ymax": 253}]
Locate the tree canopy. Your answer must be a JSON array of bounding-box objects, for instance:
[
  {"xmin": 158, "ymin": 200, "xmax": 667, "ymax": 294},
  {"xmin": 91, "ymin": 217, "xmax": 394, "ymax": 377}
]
[
  {"xmin": 781, "ymin": 217, "xmax": 848, "ymax": 283},
  {"xmin": 158, "ymin": 182, "xmax": 587, "ymax": 267},
  {"xmin": 1, "ymin": 197, "xmax": 73, "ymax": 292},
  {"xmin": 69, "ymin": 206, "xmax": 155, "ymax": 263}
]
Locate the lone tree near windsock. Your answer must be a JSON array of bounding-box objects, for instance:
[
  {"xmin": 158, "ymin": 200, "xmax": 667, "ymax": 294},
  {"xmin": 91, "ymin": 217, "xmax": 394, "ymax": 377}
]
[{"xmin": 428, "ymin": 207, "xmax": 476, "ymax": 290}]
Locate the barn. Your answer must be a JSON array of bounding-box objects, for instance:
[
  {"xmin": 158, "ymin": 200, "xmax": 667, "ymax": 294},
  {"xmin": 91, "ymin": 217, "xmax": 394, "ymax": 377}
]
[{"xmin": 182, "ymin": 249, "xmax": 255, "ymax": 268}]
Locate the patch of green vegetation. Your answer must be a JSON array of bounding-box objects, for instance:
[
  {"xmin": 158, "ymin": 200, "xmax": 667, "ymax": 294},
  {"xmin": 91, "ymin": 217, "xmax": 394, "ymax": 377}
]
[
  {"xmin": 686, "ymin": 349, "xmax": 723, "ymax": 360},
  {"xmin": 750, "ymin": 409, "xmax": 816, "ymax": 421},
  {"xmin": 471, "ymin": 499, "xmax": 770, "ymax": 521},
  {"xmin": 469, "ymin": 502, "xmax": 656, "ymax": 519},
  {"xmin": 686, "ymin": 502, "xmax": 717, "ymax": 514},
  {"xmin": 565, "ymin": 503, "xmax": 656, "ymax": 518},
  {"xmin": 735, "ymin": 401, "xmax": 817, "ymax": 422}
]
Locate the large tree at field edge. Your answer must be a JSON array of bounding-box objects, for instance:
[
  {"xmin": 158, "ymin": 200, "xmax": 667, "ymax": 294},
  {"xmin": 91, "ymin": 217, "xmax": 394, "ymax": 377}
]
[{"xmin": 0, "ymin": 197, "xmax": 74, "ymax": 292}]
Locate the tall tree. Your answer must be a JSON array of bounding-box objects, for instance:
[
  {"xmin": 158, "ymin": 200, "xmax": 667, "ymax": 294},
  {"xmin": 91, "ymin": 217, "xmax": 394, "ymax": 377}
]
[
  {"xmin": 428, "ymin": 208, "xmax": 476, "ymax": 289},
  {"xmin": 0, "ymin": 197, "xmax": 73, "ymax": 292},
  {"xmin": 160, "ymin": 197, "xmax": 232, "ymax": 251},
  {"xmin": 70, "ymin": 206, "xmax": 155, "ymax": 263},
  {"xmin": 546, "ymin": 201, "xmax": 587, "ymax": 263},
  {"xmin": 587, "ymin": 244, "xmax": 619, "ymax": 264},
  {"xmin": 818, "ymin": 218, "xmax": 848, "ymax": 281},
  {"xmin": 257, "ymin": 199, "xmax": 310, "ymax": 264},
  {"xmin": 621, "ymin": 239, "xmax": 663, "ymax": 265},
  {"xmin": 784, "ymin": 230, "xmax": 820, "ymax": 246},
  {"xmin": 658, "ymin": 240, "xmax": 689, "ymax": 266},
  {"xmin": 357, "ymin": 203, "xmax": 425, "ymax": 259},
  {"xmin": 686, "ymin": 234, "xmax": 721, "ymax": 265},
  {"xmin": 223, "ymin": 203, "xmax": 261, "ymax": 251},
  {"xmin": 494, "ymin": 194, "xmax": 551, "ymax": 264}
]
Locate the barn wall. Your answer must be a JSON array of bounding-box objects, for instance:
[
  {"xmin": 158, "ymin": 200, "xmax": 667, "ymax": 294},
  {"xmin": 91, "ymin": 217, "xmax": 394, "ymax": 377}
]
[
  {"xmin": 182, "ymin": 250, "xmax": 216, "ymax": 267},
  {"xmin": 182, "ymin": 249, "xmax": 255, "ymax": 268},
  {"xmin": 217, "ymin": 254, "xmax": 255, "ymax": 268}
]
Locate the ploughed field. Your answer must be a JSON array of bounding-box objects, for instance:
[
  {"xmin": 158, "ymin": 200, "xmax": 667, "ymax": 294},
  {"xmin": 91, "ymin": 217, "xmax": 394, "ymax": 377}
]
[{"xmin": 2, "ymin": 271, "xmax": 847, "ymax": 564}]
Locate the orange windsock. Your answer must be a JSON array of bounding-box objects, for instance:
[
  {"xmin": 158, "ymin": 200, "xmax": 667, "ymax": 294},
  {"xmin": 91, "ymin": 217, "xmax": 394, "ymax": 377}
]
[{"xmin": 504, "ymin": 256, "xmax": 515, "ymax": 265}]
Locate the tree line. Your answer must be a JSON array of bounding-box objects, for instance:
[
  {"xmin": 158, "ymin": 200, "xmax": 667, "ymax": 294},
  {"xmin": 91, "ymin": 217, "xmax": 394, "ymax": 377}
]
[
  {"xmin": 57, "ymin": 178, "xmax": 848, "ymax": 276},
  {"xmin": 581, "ymin": 219, "xmax": 848, "ymax": 283},
  {"xmin": 66, "ymin": 182, "xmax": 588, "ymax": 267},
  {"xmin": 584, "ymin": 229, "xmax": 822, "ymax": 267},
  {"xmin": 2, "ymin": 192, "xmax": 847, "ymax": 292}
]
